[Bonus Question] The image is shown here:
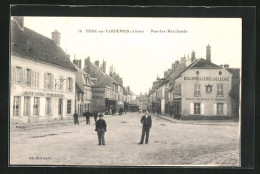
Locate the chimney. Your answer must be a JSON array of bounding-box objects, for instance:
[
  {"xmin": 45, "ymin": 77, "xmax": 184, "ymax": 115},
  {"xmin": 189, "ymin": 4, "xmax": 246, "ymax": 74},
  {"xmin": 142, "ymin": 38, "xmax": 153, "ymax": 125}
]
[
  {"xmin": 84, "ymin": 57, "xmax": 91, "ymax": 73},
  {"xmin": 175, "ymin": 60, "xmax": 179, "ymax": 66},
  {"xmin": 164, "ymin": 71, "xmax": 167, "ymax": 77},
  {"xmin": 13, "ymin": 16, "xmax": 24, "ymax": 30},
  {"xmin": 102, "ymin": 60, "xmax": 106, "ymax": 73},
  {"xmin": 180, "ymin": 56, "xmax": 186, "ymax": 64},
  {"xmin": 224, "ymin": 64, "xmax": 229, "ymax": 68},
  {"xmin": 51, "ymin": 30, "xmax": 61, "ymax": 45},
  {"xmin": 191, "ymin": 50, "xmax": 196, "ymax": 62},
  {"xmin": 84, "ymin": 57, "xmax": 90, "ymax": 67},
  {"xmin": 116, "ymin": 74, "xmax": 119, "ymax": 82},
  {"xmin": 79, "ymin": 59, "xmax": 82, "ymax": 69},
  {"xmin": 206, "ymin": 44, "xmax": 211, "ymax": 62},
  {"xmin": 172, "ymin": 63, "xmax": 176, "ymax": 71},
  {"xmin": 94, "ymin": 60, "xmax": 99, "ymax": 67},
  {"xmin": 112, "ymin": 72, "xmax": 116, "ymax": 80},
  {"xmin": 109, "ymin": 65, "xmax": 113, "ymax": 77}
]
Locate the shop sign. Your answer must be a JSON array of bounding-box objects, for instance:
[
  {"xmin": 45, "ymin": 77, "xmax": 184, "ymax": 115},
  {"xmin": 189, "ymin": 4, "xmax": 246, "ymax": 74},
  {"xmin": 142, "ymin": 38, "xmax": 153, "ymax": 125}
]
[
  {"xmin": 184, "ymin": 77, "xmax": 230, "ymax": 81},
  {"xmin": 24, "ymin": 91, "xmax": 64, "ymax": 98},
  {"xmin": 185, "ymin": 97, "xmax": 227, "ymax": 101}
]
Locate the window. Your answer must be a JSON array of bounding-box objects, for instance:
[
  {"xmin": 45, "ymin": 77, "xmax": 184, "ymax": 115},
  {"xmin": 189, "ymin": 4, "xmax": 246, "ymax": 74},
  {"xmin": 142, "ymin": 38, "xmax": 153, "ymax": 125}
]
[
  {"xmin": 194, "ymin": 103, "xmax": 200, "ymax": 114},
  {"xmin": 194, "ymin": 84, "xmax": 201, "ymax": 96},
  {"xmin": 67, "ymin": 100, "xmax": 72, "ymax": 114},
  {"xmin": 15, "ymin": 67, "xmax": 22, "ymax": 85},
  {"xmin": 78, "ymin": 93, "xmax": 80, "ymax": 101},
  {"xmin": 67, "ymin": 78, "xmax": 73, "ymax": 91},
  {"xmin": 45, "ymin": 98, "xmax": 51, "ymax": 116},
  {"xmin": 44, "ymin": 73, "xmax": 53, "ymax": 89},
  {"xmin": 24, "ymin": 97, "xmax": 31, "ymax": 116},
  {"xmin": 33, "ymin": 97, "xmax": 40, "ymax": 116},
  {"xmin": 217, "ymin": 103, "xmax": 224, "ymax": 115},
  {"xmin": 25, "ymin": 69, "xmax": 31, "ymax": 86},
  {"xmin": 13, "ymin": 96, "xmax": 20, "ymax": 116},
  {"xmin": 217, "ymin": 84, "xmax": 224, "ymax": 96}
]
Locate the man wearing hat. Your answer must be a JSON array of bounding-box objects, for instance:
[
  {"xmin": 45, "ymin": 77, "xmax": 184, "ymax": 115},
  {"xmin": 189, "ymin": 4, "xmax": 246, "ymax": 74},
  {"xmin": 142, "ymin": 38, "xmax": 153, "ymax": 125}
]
[
  {"xmin": 95, "ymin": 113, "xmax": 107, "ymax": 145},
  {"xmin": 85, "ymin": 110, "xmax": 90, "ymax": 125},
  {"xmin": 138, "ymin": 110, "xmax": 152, "ymax": 144}
]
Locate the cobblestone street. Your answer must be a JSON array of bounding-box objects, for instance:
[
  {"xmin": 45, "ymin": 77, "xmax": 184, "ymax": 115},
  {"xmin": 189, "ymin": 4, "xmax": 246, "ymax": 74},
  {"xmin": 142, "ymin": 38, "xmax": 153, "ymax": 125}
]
[{"xmin": 10, "ymin": 112, "xmax": 240, "ymax": 166}]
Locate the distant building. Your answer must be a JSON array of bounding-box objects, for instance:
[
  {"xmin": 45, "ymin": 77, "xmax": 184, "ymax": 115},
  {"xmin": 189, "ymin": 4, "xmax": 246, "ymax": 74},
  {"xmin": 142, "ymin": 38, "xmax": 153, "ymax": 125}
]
[
  {"xmin": 73, "ymin": 59, "xmax": 94, "ymax": 115},
  {"xmin": 10, "ymin": 17, "xmax": 77, "ymax": 123},
  {"xmin": 83, "ymin": 57, "xmax": 124, "ymax": 114},
  {"xmin": 148, "ymin": 44, "xmax": 240, "ymax": 119}
]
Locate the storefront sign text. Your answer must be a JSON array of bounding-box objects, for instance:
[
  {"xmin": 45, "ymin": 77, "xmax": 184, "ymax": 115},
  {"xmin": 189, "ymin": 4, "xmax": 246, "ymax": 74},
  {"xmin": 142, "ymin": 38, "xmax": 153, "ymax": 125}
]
[
  {"xmin": 184, "ymin": 77, "xmax": 230, "ymax": 81},
  {"xmin": 185, "ymin": 97, "xmax": 227, "ymax": 101},
  {"xmin": 24, "ymin": 91, "xmax": 64, "ymax": 98}
]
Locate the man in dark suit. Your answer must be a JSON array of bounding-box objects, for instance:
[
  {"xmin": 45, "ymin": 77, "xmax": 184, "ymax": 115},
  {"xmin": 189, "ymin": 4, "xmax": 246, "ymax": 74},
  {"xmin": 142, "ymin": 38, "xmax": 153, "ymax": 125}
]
[
  {"xmin": 95, "ymin": 114, "xmax": 107, "ymax": 145},
  {"xmin": 85, "ymin": 110, "xmax": 90, "ymax": 125},
  {"xmin": 139, "ymin": 110, "xmax": 152, "ymax": 144}
]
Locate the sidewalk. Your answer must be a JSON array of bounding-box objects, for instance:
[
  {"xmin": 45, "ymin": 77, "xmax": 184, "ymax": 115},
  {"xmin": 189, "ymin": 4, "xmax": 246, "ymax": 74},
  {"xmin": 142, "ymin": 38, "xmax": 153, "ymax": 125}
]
[
  {"xmin": 154, "ymin": 114, "xmax": 239, "ymax": 125},
  {"xmin": 10, "ymin": 113, "xmax": 120, "ymax": 130}
]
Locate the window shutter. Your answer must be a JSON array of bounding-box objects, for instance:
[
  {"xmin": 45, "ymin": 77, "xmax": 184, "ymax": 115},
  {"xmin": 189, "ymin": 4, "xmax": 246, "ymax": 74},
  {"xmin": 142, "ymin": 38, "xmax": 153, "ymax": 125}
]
[
  {"xmin": 36, "ymin": 72, "xmax": 39, "ymax": 87},
  {"xmin": 31, "ymin": 70, "xmax": 35, "ymax": 87},
  {"xmin": 66, "ymin": 78, "xmax": 69, "ymax": 91},
  {"xmin": 71, "ymin": 78, "xmax": 73, "ymax": 91},
  {"xmin": 22, "ymin": 68, "xmax": 26, "ymax": 85},
  {"xmin": 190, "ymin": 103, "xmax": 194, "ymax": 115},
  {"xmin": 224, "ymin": 103, "xmax": 227, "ymax": 115},
  {"xmin": 213, "ymin": 103, "xmax": 217, "ymax": 115},
  {"xmin": 12, "ymin": 66, "xmax": 16, "ymax": 85},
  {"xmin": 44, "ymin": 73, "xmax": 47, "ymax": 89},
  {"xmin": 201, "ymin": 103, "xmax": 205, "ymax": 115},
  {"xmin": 51, "ymin": 74, "xmax": 54, "ymax": 89}
]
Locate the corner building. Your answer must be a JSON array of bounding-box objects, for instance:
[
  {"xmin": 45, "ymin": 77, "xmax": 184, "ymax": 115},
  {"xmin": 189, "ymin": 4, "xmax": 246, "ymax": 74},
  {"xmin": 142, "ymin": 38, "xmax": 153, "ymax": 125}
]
[
  {"xmin": 174, "ymin": 59, "xmax": 233, "ymax": 117},
  {"xmin": 10, "ymin": 17, "xmax": 77, "ymax": 123}
]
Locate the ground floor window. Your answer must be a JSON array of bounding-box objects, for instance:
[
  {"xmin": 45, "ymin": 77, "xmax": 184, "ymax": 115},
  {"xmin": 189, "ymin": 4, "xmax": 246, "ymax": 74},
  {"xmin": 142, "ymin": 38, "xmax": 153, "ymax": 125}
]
[
  {"xmin": 33, "ymin": 97, "xmax": 40, "ymax": 116},
  {"xmin": 217, "ymin": 103, "xmax": 224, "ymax": 115},
  {"xmin": 24, "ymin": 97, "xmax": 31, "ymax": 116},
  {"xmin": 13, "ymin": 96, "xmax": 20, "ymax": 116},
  {"xmin": 67, "ymin": 100, "xmax": 71, "ymax": 114},
  {"xmin": 194, "ymin": 103, "xmax": 200, "ymax": 114},
  {"xmin": 45, "ymin": 98, "xmax": 51, "ymax": 116}
]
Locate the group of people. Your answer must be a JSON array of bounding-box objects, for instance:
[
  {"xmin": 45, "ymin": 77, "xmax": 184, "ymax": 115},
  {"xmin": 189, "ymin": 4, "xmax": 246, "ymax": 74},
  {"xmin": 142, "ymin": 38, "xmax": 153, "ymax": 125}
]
[{"xmin": 73, "ymin": 110, "xmax": 152, "ymax": 146}]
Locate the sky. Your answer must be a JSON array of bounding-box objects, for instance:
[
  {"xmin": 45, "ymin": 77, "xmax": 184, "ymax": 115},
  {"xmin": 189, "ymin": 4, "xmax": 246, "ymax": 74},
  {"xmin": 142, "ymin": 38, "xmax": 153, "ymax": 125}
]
[{"xmin": 23, "ymin": 17, "xmax": 241, "ymax": 95}]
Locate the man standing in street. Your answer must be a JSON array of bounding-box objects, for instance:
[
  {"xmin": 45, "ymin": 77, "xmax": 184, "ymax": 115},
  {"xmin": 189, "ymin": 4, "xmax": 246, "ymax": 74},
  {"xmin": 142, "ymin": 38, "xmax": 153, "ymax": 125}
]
[
  {"xmin": 138, "ymin": 110, "xmax": 152, "ymax": 144},
  {"xmin": 94, "ymin": 111, "xmax": 98, "ymax": 123},
  {"xmin": 85, "ymin": 110, "xmax": 90, "ymax": 125},
  {"xmin": 95, "ymin": 113, "xmax": 107, "ymax": 145}
]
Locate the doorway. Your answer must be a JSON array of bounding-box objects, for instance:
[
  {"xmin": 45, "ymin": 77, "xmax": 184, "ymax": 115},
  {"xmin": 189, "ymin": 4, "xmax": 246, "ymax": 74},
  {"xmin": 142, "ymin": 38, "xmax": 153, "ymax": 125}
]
[{"xmin": 58, "ymin": 99, "xmax": 63, "ymax": 119}]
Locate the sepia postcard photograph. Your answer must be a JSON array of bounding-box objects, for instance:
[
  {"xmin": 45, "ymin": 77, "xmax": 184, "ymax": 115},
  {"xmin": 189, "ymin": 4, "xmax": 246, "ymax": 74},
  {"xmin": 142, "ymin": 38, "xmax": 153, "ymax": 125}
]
[{"xmin": 9, "ymin": 14, "xmax": 242, "ymax": 167}]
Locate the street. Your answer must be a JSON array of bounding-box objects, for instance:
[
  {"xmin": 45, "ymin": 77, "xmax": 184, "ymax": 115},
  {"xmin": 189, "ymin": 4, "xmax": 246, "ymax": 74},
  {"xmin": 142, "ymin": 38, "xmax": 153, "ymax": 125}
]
[{"xmin": 10, "ymin": 112, "xmax": 240, "ymax": 166}]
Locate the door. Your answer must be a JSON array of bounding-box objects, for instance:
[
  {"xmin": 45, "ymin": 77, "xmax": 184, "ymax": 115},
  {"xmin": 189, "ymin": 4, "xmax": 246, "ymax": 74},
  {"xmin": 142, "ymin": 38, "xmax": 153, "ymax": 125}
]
[
  {"xmin": 24, "ymin": 97, "xmax": 30, "ymax": 116},
  {"xmin": 58, "ymin": 99, "xmax": 63, "ymax": 119}
]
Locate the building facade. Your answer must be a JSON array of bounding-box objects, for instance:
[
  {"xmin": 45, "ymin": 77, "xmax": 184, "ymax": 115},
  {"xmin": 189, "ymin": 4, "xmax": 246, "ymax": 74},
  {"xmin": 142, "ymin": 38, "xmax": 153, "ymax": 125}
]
[{"xmin": 10, "ymin": 17, "xmax": 76, "ymax": 123}]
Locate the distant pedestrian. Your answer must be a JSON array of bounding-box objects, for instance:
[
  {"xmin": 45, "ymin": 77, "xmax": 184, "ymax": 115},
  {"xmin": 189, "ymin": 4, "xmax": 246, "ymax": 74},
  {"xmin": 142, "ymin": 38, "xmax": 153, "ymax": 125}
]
[
  {"xmin": 73, "ymin": 111, "xmax": 79, "ymax": 125},
  {"xmin": 94, "ymin": 111, "xmax": 98, "ymax": 123},
  {"xmin": 119, "ymin": 108, "xmax": 122, "ymax": 115},
  {"xmin": 95, "ymin": 113, "xmax": 107, "ymax": 145},
  {"xmin": 85, "ymin": 110, "xmax": 90, "ymax": 125},
  {"xmin": 138, "ymin": 111, "xmax": 152, "ymax": 144},
  {"xmin": 110, "ymin": 108, "xmax": 112, "ymax": 115}
]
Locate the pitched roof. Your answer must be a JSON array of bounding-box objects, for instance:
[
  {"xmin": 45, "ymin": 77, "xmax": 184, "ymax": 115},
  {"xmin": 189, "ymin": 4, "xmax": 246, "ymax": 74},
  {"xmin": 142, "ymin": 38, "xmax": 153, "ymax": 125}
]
[
  {"xmin": 226, "ymin": 68, "xmax": 240, "ymax": 85},
  {"xmin": 229, "ymin": 78, "xmax": 240, "ymax": 96},
  {"xmin": 83, "ymin": 61, "xmax": 118, "ymax": 88},
  {"xmin": 175, "ymin": 58, "xmax": 220, "ymax": 79},
  {"xmin": 191, "ymin": 58, "xmax": 220, "ymax": 68},
  {"xmin": 75, "ymin": 83, "xmax": 84, "ymax": 93},
  {"xmin": 11, "ymin": 20, "xmax": 76, "ymax": 71}
]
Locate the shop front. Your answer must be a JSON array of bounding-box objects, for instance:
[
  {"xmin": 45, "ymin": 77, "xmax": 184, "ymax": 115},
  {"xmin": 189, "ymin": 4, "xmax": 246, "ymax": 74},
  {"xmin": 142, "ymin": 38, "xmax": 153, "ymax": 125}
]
[{"xmin": 11, "ymin": 89, "xmax": 75, "ymax": 123}]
